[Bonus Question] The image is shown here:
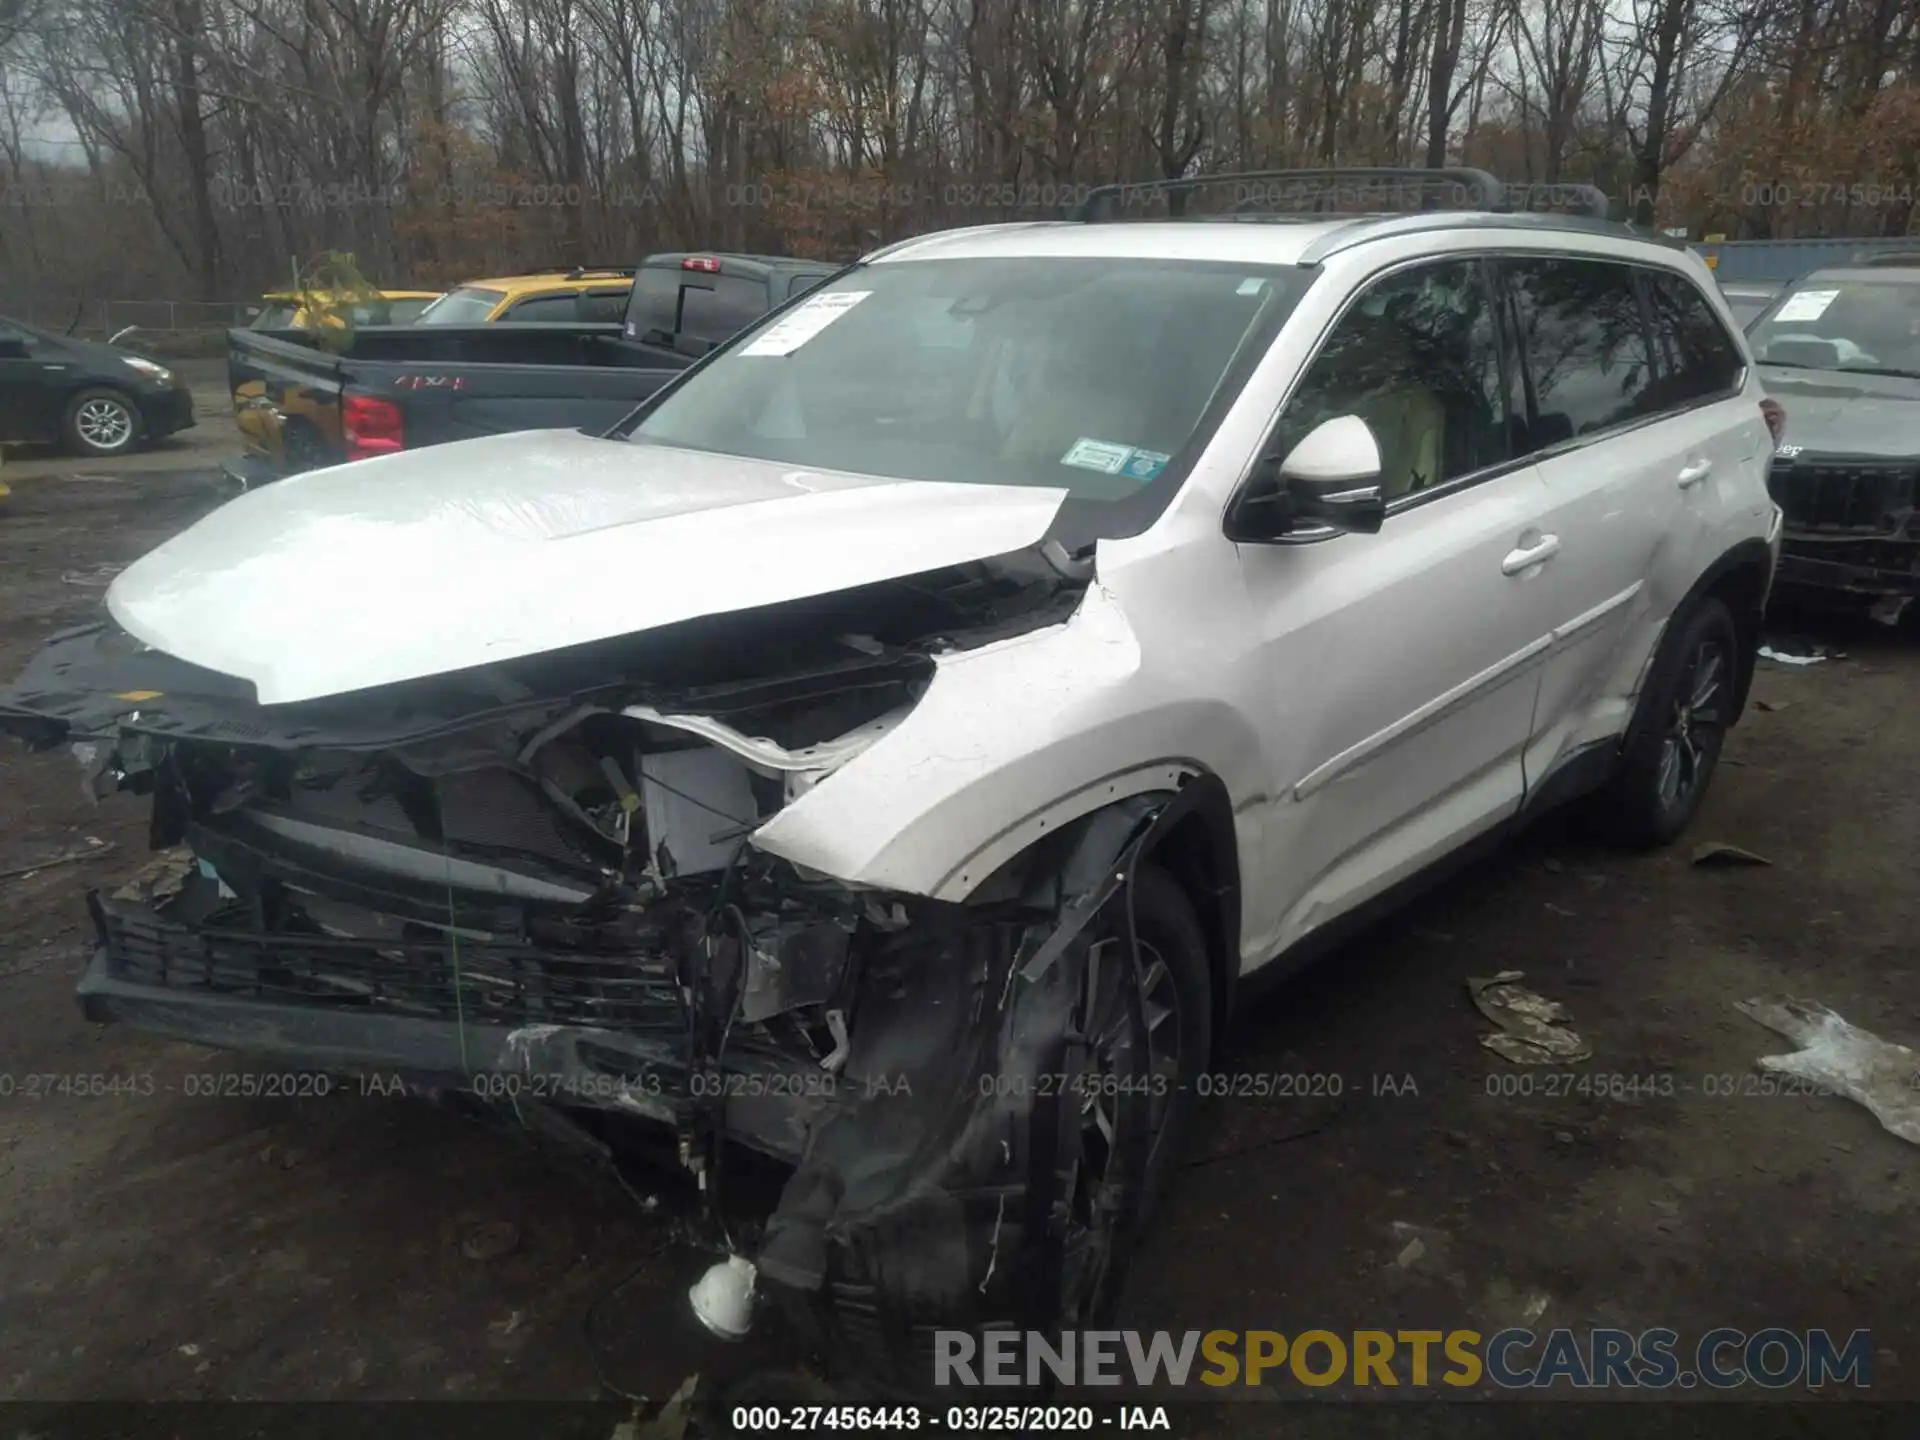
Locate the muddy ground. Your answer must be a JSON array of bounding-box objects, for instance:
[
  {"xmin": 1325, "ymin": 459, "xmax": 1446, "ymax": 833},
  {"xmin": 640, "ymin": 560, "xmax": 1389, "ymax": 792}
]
[{"xmin": 1, "ymin": 410, "xmax": 1916, "ymax": 1425}]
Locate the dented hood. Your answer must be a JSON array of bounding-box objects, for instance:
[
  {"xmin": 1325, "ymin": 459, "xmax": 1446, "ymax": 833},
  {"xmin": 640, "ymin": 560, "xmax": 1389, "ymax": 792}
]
[{"xmin": 106, "ymin": 429, "xmax": 1070, "ymax": 704}]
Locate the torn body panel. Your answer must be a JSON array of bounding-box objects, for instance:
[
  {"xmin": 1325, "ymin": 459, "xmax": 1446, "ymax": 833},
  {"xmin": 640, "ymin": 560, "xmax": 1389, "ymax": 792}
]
[{"xmin": 752, "ymin": 579, "xmax": 1271, "ymax": 905}]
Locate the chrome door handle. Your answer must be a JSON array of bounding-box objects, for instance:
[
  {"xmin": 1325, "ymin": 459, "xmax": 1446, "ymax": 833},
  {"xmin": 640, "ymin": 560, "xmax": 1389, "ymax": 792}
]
[
  {"xmin": 1677, "ymin": 458, "xmax": 1713, "ymax": 488},
  {"xmin": 1501, "ymin": 534, "xmax": 1561, "ymax": 575}
]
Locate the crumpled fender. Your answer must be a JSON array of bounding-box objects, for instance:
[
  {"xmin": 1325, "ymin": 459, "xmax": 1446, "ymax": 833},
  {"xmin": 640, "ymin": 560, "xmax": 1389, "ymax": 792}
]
[{"xmin": 754, "ymin": 793, "xmax": 1183, "ymax": 1357}]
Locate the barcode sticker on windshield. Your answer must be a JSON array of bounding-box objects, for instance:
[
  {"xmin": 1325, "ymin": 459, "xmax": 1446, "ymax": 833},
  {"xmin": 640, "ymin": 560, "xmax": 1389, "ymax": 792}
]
[
  {"xmin": 1061, "ymin": 438, "xmax": 1134, "ymax": 473},
  {"xmin": 1773, "ymin": 289, "xmax": 1838, "ymax": 323},
  {"xmin": 741, "ymin": 290, "xmax": 872, "ymax": 356}
]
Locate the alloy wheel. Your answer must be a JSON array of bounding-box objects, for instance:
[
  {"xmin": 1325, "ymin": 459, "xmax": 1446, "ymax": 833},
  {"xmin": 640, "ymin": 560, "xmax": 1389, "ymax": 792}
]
[
  {"xmin": 1656, "ymin": 636, "xmax": 1727, "ymax": 813},
  {"xmin": 76, "ymin": 398, "xmax": 135, "ymax": 451},
  {"xmin": 1056, "ymin": 930, "xmax": 1184, "ymax": 1318}
]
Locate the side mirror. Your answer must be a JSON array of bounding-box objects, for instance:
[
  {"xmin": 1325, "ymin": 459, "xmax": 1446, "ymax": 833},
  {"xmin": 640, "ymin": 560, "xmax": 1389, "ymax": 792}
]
[
  {"xmin": 1225, "ymin": 414, "xmax": 1389, "ymax": 542},
  {"xmin": 0, "ymin": 336, "xmax": 28, "ymax": 360}
]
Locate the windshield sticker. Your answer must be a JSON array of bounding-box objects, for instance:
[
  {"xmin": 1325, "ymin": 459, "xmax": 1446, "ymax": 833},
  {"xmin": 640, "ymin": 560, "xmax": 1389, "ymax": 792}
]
[
  {"xmin": 1061, "ymin": 439, "xmax": 1171, "ymax": 481},
  {"xmin": 1236, "ymin": 277, "xmax": 1269, "ymax": 296},
  {"xmin": 1061, "ymin": 438, "xmax": 1135, "ymax": 474},
  {"xmin": 740, "ymin": 290, "xmax": 871, "ymax": 356},
  {"xmin": 1773, "ymin": 289, "xmax": 1838, "ymax": 323}
]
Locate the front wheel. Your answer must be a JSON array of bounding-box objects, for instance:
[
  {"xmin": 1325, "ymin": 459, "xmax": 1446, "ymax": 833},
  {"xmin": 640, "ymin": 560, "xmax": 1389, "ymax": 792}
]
[
  {"xmin": 64, "ymin": 389, "xmax": 142, "ymax": 457},
  {"xmin": 1594, "ymin": 596, "xmax": 1739, "ymax": 849},
  {"xmin": 1056, "ymin": 862, "xmax": 1212, "ymax": 1322},
  {"xmin": 791, "ymin": 861, "xmax": 1213, "ymax": 1395}
]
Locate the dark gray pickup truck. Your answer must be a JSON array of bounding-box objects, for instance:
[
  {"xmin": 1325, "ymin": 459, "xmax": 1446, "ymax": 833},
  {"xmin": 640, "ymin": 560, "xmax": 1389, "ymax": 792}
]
[{"xmin": 226, "ymin": 252, "xmax": 838, "ymax": 479}]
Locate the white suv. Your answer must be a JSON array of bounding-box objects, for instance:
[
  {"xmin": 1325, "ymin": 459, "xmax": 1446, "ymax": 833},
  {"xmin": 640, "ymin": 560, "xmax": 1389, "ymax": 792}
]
[{"xmin": 0, "ymin": 169, "xmax": 1784, "ymax": 1384}]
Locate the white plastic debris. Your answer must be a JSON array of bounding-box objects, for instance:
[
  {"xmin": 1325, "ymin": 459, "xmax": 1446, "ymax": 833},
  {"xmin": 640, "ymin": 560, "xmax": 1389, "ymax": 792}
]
[
  {"xmin": 1468, "ymin": 971, "xmax": 1592, "ymax": 1064},
  {"xmin": 1757, "ymin": 644, "xmax": 1827, "ymax": 666},
  {"xmin": 1737, "ymin": 996, "xmax": 1920, "ymax": 1145},
  {"xmin": 1869, "ymin": 595, "xmax": 1911, "ymax": 628}
]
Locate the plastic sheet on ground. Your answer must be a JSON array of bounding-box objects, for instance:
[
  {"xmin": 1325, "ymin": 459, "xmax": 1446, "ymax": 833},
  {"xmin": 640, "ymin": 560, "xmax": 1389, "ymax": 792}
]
[{"xmin": 1737, "ymin": 995, "xmax": 1920, "ymax": 1145}]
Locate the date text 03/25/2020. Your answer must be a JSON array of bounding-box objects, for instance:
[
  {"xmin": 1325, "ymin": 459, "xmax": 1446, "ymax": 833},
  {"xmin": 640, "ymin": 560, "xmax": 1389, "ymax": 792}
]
[{"xmin": 729, "ymin": 1406, "xmax": 1172, "ymax": 1433}]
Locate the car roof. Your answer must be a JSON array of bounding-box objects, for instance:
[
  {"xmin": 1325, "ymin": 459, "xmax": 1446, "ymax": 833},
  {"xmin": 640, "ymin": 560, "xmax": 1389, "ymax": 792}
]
[
  {"xmin": 260, "ymin": 289, "xmax": 441, "ymax": 301},
  {"xmin": 456, "ymin": 273, "xmax": 635, "ymax": 296},
  {"xmin": 865, "ymin": 213, "xmax": 1688, "ymax": 268}
]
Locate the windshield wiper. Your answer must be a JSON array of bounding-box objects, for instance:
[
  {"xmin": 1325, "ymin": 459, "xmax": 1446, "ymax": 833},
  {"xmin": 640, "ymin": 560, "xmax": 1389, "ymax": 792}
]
[{"xmin": 1838, "ymin": 365, "xmax": 1920, "ymax": 380}]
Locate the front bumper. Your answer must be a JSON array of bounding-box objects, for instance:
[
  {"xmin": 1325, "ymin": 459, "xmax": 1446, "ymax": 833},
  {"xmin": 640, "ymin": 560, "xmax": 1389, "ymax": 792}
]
[
  {"xmin": 1768, "ymin": 456, "xmax": 1920, "ymax": 597},
  {"xmin": 143, "ymin": 385, "xmax": 196, "ymax": 438},
  {"xmin": 1775, "ymin": 535, "xmax": 1920, "ymax": 597},
  {"xmin": 83, "ymin": 886, "xmax": 696, "ymax": 1126}
]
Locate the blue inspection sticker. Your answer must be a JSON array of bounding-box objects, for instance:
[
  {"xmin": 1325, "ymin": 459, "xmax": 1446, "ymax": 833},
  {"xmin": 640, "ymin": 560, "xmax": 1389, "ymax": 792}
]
[{"xmin": 1121, "ymin": 449, "xmax": 1171, "ymax": 481}]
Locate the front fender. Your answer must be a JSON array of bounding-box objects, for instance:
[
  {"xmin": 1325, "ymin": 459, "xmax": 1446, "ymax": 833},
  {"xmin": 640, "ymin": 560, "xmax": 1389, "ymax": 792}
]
[{"xmin": 750, "ymin": 583, "xmax": 1267, "ymax": 901}]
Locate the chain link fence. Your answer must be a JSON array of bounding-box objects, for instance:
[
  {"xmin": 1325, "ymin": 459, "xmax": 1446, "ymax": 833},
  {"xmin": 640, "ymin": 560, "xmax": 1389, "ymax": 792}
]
[{"xmin": 0, "ymin": 295, "xmax": 256, "ymax": 338}]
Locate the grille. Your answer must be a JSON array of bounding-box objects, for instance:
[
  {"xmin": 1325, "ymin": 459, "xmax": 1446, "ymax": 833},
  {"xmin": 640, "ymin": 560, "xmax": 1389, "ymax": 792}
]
[
  {"xmin": 1768, "ymin": 460, "xmax": 1917, "ymax": 532},
  {"xmin": 93, "ymin": 891, "xmax": 687, "ymax": 1032}
]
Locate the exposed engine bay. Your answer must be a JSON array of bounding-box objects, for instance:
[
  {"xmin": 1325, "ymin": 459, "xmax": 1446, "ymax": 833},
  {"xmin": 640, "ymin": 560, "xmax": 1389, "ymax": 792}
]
[{"xmin": 0, "ymin": 547, "xmax": 1195, "ymax": 1382}]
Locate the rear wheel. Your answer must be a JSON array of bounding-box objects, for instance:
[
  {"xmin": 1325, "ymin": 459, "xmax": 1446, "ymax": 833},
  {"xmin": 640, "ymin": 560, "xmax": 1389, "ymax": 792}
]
[
  {"xmin": 64, "ymin": 389, "xmax": 141, "ymax": 457},
  {"xmin": 1594, "ymin": 596, "xmax": 1739, "ymax": 848}
]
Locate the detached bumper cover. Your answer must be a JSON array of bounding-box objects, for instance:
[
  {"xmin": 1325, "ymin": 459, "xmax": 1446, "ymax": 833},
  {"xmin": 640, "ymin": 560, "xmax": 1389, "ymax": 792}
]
[{"xmin": 82, "ymin": 888, "xmax": 693, "ymax": 1123}]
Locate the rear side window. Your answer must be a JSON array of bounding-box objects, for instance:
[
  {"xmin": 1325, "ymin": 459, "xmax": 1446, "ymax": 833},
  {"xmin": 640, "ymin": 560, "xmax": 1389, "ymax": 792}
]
[
  {"xmin": 1502, "ymin": 257, "xmax": 1657, "ymax": 445},
  {"xmin": 628, "ymin": 270, "xmax": 770, "ymax": 347},
  {"xmin": 579, "ymin": 287, "xmax": 631, "ymax": 324},
  {"xmin": 502, "ymin": 293, "xmax": 580, "ymax": 323},
  {"xmin": 680, "ymin": 275, "xmax": 770, "ymax": 342},
  {"xmin": 1644, "ymin": 271, "xmax": 1744, "ymax": 404}
]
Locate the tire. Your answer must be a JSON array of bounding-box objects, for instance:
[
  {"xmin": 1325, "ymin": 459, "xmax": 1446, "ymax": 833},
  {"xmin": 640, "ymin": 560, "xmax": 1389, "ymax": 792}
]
[
  {"xmin": 64, "ymin": 389, "xmax": 142, "ymax": 457},
  {"xmin": 792, "ymin": 861, "xmax": 1213, "ymax": 1394},
  {"xmin": 1594, "ymin": 595, "xmax": 1740, "ymax": 849},
  {"xmin": 1095, "ymin": 862, "xmax": 1212, "ymax": 1232}
]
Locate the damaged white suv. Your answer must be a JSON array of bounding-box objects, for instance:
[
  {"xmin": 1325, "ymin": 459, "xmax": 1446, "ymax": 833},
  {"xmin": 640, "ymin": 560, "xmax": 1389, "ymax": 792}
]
[{"xmin": 1, "ymin": 169, "xmax": 1783, "ymax": 1385}]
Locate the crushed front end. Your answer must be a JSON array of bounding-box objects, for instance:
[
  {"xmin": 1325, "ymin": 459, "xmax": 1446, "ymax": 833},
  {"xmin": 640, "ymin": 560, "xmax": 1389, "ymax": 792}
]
[
  {"xmin": 1767, "ymin": 452, "xmax": 1920, "ymax": 602},
  {"xmin": 1, "ymin": 556, "xmax": 1167, "ymax": 1388}
]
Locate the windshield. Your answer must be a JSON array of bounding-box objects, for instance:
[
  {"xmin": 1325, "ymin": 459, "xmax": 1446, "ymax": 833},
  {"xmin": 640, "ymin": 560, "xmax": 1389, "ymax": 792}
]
[
  {"xmin": 386, "ymin": 297, "xmax": 437, "ymax": 324},
  {"xmin": 252, "ymin": 301, "xmax": 299, "ymax": 329},
  {"xmin": 417, "ymin": 287, "xmax": 506, "ymax": 324},
  {"xmin": 630, "ymin": 257, "xmax": 1304, "ymax": 502},
  {"xmin": 1749, "ymin": 277, "xmax": 1920, "ymax": 375}
]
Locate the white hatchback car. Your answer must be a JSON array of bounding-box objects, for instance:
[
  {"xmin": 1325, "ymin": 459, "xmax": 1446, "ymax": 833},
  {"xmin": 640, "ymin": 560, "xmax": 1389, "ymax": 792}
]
[{"xmin": 0, "ymin": 169, "xmax": 1784, "ymax": 1384}]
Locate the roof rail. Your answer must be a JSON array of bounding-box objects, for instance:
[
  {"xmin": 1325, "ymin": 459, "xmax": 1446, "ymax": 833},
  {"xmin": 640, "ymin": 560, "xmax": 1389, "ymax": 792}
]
[
  {"xmin": 1072, "ymin": 167, "xmax": 1611, "ymax": 223},
  {"xmin": 500, "ymin": 265, "xmax": 636, "ymax": 279}
]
